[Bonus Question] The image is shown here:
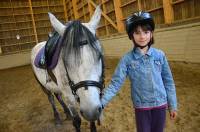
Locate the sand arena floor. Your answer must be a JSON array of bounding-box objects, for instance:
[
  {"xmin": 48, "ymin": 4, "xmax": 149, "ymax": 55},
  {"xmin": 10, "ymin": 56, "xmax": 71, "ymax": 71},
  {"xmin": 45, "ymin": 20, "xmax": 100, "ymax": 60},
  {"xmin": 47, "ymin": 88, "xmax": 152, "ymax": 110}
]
[{"xmin": 0, "ymin": 58, "xmax": 200, "ymax": 132}]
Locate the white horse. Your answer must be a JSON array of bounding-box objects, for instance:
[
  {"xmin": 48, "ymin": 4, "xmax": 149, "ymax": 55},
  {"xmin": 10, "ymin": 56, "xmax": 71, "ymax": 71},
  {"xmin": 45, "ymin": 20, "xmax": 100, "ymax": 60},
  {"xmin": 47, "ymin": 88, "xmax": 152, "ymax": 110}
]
[{"xmin": 31, "ymin": 6, "xmax": 104, "ymax": 132}]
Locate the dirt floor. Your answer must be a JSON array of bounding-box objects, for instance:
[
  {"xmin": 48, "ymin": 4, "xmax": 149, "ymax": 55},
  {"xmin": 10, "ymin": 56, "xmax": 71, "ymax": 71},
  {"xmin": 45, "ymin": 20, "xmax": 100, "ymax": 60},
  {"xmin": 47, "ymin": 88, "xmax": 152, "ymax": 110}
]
[{"xmin": 0, "ymin": 58, "xmax": 200, "ymax": 132}]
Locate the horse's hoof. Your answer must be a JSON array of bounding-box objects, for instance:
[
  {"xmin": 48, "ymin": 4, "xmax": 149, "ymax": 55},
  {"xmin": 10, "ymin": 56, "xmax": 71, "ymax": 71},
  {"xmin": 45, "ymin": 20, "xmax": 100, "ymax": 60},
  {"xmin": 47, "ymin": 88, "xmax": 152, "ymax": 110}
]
[
  {"xmin": 55, "ymin": 123, "xmax": 62, "ymax": 128},
  {"xmin": 76, "ymin": 129, "xmax": 81, "ymax": 132},
  {"xmin": 55, "ymin": 119, "xmax": 62, "ymax": 127},
  {"xmin": 91, "ymin": 129, "xmax": 96, "ymax": 132}
]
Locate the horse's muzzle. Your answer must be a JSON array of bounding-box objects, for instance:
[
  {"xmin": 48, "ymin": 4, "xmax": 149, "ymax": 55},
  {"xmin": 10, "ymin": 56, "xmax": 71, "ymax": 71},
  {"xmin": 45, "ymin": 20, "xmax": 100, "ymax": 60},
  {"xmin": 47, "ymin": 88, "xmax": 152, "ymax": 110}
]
[{"xmin": 80, "ymin": 106, "xmax": 102, "ymax": 121}]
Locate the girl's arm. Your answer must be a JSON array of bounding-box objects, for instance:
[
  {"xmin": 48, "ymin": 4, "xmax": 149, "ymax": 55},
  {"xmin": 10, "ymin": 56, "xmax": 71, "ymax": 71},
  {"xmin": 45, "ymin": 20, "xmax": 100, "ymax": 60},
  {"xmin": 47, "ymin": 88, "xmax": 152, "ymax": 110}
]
[
  {"xmin": 161, "ymin": 53, "xmax": 177, "ymax": 112},
  {"xmin": 101, "ymin": 57, "xmax": 128, "ymax": 107}
]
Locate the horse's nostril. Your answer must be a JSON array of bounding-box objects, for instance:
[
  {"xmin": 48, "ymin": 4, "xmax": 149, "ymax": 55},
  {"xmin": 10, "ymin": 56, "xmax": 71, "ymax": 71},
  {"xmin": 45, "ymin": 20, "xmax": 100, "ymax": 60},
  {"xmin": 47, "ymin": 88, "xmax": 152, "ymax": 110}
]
[{"xmin": 80, "ymin": 110, "xmax": 83, "ymax": 115}]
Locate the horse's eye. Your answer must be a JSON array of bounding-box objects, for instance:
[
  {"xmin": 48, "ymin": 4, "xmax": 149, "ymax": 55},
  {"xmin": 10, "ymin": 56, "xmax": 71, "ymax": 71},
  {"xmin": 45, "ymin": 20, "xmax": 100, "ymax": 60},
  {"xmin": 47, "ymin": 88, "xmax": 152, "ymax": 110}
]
[{"xmin": 79, "ymin": 40, "xmax": 88, "ymax": 48}]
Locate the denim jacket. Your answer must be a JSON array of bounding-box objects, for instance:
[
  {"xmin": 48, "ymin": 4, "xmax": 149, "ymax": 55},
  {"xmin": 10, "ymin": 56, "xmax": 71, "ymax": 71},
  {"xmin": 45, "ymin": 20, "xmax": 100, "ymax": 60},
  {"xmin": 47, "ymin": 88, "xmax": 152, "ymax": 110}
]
[{"xmin": 101, "ymin": 47, "xmax": 177, "ymax": 111}]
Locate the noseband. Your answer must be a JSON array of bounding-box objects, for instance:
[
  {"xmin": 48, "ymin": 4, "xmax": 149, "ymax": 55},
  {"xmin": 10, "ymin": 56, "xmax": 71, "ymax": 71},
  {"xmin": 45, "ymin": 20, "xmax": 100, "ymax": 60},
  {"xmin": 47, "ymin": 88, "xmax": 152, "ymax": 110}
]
[{"xmin": 66, "ymin": 54, "xmax": 105, "ymax": 101}]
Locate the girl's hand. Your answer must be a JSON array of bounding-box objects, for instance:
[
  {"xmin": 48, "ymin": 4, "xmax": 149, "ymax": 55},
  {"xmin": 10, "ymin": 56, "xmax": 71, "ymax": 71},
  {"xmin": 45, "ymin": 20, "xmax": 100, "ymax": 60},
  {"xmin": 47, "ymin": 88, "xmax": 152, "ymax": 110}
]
[{"xmin": 170, "ymin": 110, "xmax": 177, "ymax": 120}]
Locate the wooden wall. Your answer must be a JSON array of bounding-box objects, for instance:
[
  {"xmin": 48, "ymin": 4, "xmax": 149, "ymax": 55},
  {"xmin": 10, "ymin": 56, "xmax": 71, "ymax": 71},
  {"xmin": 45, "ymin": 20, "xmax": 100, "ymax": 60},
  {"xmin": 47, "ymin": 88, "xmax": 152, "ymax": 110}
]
[
  {"xmin": 0, "ymin": 0, "xmax": 199, "ymax": 55},
  {"xmin": 0, "ymin": 0, "xmax": 66, "ymax": 55},
  {"xmin": 101, "ymin": 22, "xmax": 200, "ymax": 63},
  {"xmin": 0, "ymin": 21, "xmax": 200, "ymax": 69}
]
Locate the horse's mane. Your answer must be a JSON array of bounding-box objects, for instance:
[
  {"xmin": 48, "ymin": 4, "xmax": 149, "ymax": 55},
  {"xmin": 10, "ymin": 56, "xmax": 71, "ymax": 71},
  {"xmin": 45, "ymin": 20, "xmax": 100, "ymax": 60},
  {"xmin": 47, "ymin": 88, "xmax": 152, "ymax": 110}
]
[{"xmin": 60, "ymin": 21, "xmax": 102, "ymax": 69}]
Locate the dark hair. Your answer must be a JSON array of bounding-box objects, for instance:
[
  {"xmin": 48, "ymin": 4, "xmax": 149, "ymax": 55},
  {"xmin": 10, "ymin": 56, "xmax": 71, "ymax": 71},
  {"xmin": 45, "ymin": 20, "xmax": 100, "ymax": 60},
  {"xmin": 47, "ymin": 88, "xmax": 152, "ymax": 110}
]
[{"xmin": 125, "ymin": 11, "xmax": 155, "ymax": 40}]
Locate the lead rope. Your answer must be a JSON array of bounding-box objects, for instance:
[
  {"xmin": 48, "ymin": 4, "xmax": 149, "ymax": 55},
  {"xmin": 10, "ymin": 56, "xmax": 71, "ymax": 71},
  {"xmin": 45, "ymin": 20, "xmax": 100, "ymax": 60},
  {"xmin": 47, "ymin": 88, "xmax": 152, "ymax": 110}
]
[
  {"xmin": 100, "ymin": 54, "xmax": 105, "ymax": 98},
  {"xmin": 98, "ymin": 54, "xmax": 105, "ymax": 126}
]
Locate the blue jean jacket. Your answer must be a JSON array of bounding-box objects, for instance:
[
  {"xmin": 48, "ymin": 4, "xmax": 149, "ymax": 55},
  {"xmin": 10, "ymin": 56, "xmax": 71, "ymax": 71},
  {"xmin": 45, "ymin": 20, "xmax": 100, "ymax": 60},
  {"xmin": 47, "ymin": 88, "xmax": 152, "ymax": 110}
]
[{"xmin": 101, "ymin": 47, "xmax": 177, "ymax": 111}]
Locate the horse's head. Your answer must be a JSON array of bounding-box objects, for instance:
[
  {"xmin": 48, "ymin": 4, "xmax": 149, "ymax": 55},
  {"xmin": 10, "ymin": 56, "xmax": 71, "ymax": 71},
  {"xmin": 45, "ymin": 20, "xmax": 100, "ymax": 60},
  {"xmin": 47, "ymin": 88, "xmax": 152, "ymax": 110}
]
[{"xmin": 48, "ymin": 6, "xmax": 103, "ymax": 121}]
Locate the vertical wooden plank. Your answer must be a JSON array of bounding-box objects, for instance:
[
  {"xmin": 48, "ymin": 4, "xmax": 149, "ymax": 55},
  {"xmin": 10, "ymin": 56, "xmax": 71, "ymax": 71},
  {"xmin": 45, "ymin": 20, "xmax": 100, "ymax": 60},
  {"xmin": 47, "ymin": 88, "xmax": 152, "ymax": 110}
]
[
  {"xmin": 46, "ymin": 0, "xmax": 50, "ymax": 11},
  {"xmin": 63, "ymin": 0, "xmax": 68, "ymax": 21},
  {"xmin": 88, "ymin": 1, "xmax": 93, "ymax": 17},
  {"xmin": 191, "ymin": 0, "xmax": 195, "ymax": 17},
  {"xmin": 113, "ymin": 0, "xmax": 124, "ymax": 32},
  {"xmin": 137, "ymin": 0, "xmax": 142, "ymax": 10},
  {"xmin": 28, "ymin": 0, "xmax": 38, "ymax": 43},
  {"xmin": 102, "ymin": 0, "xmax": 109, "ymax": 36},
  {"xmin": 72, "ymin": 0, "xmax": 79, "ymax": 19},
  {"xmin": 163, "ymin": 0, "xmax": 174, "ymax": 24},
  {"xmin": 9, "ymin": 0, "xmax": 20, "ymax": 52},
  {"xmin": 82, "ymin": 1, "xmax": 86, "ymax": 21}
]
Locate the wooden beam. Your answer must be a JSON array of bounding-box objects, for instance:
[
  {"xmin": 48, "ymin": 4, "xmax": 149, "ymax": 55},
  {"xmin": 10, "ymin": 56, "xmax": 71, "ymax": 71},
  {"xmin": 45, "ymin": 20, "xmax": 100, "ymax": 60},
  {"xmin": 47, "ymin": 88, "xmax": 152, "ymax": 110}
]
[
  {"xmin": 113, "ymin": 0, "xmax": 124, "ymax": 32},
  {"xmin": 163, "ymin": 0, "xmax": 174, "ymax": 24},
  {"xmin": 171, "ymin": 0, "xmax": 184, "ymax": 5},
  {"xmin": 28, "ymin": 0, "xmax": 38, "ymax": 44},
  {"xmin": 63, "ymin": 0, "xmax": 68, "ymax": 21},
  {"xmin": 88, "ymin": 0, "xmax": 118, "ymax": 30},
  {"xmin": 72, "ymin": 0, "xmax": 79, "ymax": 19},
  {"xmin": 120, "ymin": 0, "xmax": 136, "ymax": 8}
]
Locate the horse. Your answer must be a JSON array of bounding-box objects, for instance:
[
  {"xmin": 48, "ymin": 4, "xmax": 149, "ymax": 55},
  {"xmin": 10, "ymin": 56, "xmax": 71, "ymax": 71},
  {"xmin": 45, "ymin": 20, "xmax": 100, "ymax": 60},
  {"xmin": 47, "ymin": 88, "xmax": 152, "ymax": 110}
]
[{"xmin": 31, "ymin": 6, "xmax": 104, "ymax": 132}]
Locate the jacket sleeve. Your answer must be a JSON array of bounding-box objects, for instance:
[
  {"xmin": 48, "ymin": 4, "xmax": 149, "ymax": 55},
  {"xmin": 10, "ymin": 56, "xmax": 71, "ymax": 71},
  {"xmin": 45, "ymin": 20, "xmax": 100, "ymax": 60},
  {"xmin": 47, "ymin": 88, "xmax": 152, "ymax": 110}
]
[
  {"xmin": 101, "ymin": 56, "xmax": 128, "ymax": 107},
  {"xmin": 161, "ymin": 53, "xmax": 177, "ymax": 111}
]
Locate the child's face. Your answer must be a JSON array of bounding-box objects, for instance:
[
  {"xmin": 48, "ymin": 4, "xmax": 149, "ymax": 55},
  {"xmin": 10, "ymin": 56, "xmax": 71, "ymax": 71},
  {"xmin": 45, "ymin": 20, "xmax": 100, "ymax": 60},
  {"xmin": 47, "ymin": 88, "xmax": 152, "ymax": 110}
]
[{"xmin": 132, "ymin": 26, "xmax": 152, "ymax": 46}]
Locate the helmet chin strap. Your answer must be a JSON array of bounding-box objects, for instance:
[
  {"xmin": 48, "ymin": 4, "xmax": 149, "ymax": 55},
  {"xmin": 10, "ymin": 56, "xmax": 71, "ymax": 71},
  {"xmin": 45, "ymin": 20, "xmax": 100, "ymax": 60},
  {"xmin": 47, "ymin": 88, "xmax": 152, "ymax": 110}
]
[{"xmin": 134, "ymin": 43, "xmax": 149, "ymax": 49}]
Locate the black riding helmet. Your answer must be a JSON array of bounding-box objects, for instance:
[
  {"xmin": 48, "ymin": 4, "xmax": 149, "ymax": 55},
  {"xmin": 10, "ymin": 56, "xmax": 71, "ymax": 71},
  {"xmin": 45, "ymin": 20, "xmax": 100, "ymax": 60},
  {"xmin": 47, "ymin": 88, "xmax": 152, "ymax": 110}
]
[{"xmin": 125, "ymin": 11, "xmax": 155, "ymax": 40}]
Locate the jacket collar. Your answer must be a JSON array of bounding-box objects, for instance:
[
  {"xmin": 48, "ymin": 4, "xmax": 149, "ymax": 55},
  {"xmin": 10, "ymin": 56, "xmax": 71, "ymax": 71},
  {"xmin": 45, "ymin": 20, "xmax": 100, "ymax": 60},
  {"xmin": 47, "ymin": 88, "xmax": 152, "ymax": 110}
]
[{"xmin": 132, "ymin": 47, "xmax": 153, "ymax": 59}]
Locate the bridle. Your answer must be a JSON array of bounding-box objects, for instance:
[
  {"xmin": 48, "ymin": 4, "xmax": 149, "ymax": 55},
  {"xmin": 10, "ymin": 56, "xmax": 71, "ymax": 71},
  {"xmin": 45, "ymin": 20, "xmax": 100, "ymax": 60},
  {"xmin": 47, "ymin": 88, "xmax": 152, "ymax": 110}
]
[
  {"xmin": 66, "ymin": 53, "xmax": 105, "ymax": 102},
  {"xmin": 62, "ymin": 21, "xmax": 105, "ymax": 102}
]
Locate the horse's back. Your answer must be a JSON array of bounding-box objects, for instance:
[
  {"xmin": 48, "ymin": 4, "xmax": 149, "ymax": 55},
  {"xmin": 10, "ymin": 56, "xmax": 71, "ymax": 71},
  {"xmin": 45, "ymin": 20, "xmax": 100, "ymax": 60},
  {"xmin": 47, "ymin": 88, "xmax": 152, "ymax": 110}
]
[{"xmin": 31, "ymin": 41, "xmax": 46, "ymax": 63}]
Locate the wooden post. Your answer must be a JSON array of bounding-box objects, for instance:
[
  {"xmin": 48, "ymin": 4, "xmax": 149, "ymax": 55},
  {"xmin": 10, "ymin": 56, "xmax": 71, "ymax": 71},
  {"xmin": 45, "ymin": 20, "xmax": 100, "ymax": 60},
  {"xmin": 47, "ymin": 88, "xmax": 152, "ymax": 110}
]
[
  {"xmin": 163, "ymin": 0, "xmax": 174, "ymax": 24},
  {"xmin": 28, "ymin": 0, "xmax": 38, "ymax": 44},
  {"xmin": 137, "ymin": 0, "xmax": 142, "ymax": 11},
  {"xmin": 82, "ymin": 2, "xmax": 86, "ymax": 21},
  {"xmin": 102, "ymin": 0, "xmax": 109, "ymax": 36},
  {"xmin": 87, "ymin": 1, "xmax": 93, "ymax": 17},
  {"xmin": 113, "ymin": 0, "xmax": 124, "ymax": 32},
  {"xmin": 72, "ymin": 0, "xmax": 79, "ymax": 19},
  {"xmin": 63, "ymin": 0, "xmax": 68, "ymax": 21}
]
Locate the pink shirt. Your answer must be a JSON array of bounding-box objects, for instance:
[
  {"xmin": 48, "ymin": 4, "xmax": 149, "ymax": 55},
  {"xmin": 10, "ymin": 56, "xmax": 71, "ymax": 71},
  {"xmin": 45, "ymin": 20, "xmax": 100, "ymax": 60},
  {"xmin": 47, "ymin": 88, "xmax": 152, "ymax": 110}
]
[{"xmin": 135, "ymin": 104, "xmax": 168, "ymax": 111}]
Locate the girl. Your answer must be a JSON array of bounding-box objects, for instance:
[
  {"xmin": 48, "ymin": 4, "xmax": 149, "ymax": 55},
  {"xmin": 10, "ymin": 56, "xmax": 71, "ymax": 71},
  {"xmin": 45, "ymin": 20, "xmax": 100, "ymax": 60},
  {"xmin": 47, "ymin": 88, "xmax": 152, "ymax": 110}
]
[{"xmin": 101, "ymin": 11, "xmax": 177, "ymax": 132}]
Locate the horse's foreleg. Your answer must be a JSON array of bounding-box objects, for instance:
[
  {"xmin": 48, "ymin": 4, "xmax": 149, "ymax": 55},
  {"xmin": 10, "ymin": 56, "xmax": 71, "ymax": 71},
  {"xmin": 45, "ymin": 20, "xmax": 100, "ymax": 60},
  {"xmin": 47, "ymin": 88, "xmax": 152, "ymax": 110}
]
[
  {"xmin": 34, "ymin": 74, "xmax": 62, "ymax": 126},
  {"xmin": 67, "ymin": 106, "xmax": 81, "ymax": 132},
  {"xmin": 73, "ymin": 115, "xmax": 81, "ymax": 132},
  {"xmin": 90, "ymin": 122, "xmax": 97, "ymax": 132},
  {"xmin": 40, "ymin": 86, "xmax": 62, "ymax": 126},
  {"xmin": 54, "ymin": 93, "xmax": 72, "ymax": 119},
  {"xmin": 47, "ymin": 93, "xmax": 62, "ymax": 126}
]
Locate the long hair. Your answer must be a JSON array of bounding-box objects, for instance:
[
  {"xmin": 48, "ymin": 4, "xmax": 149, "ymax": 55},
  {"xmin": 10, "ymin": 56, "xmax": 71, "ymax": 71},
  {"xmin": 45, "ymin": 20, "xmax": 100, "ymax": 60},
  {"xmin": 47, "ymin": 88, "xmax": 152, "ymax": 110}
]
[{"xmin": 60, "ymin": 21, "xmax": 102, "ymax": 69}]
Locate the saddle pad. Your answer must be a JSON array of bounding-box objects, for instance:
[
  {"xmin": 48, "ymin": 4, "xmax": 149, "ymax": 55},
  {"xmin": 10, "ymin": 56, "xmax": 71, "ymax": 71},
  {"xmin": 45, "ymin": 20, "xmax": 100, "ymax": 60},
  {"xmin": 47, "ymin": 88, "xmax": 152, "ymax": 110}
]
[
  {"xmin": 34, "ymin": 46, "xmax": 46, "ymax": 69},
  {"xmin": 34, "ymin": 33, "xmax": 62, "ymax": 69}
]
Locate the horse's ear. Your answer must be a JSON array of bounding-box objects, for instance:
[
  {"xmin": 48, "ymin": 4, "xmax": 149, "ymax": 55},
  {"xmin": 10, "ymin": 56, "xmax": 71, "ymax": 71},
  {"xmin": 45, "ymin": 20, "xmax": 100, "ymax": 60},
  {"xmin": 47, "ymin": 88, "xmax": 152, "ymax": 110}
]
[
  {"xmin": 48, "ymin": 12, "xmax": 66, "ymax": 36},
  {"xmin": 88, "ymin": 5, "xmax": 102, "ymax": 31}
]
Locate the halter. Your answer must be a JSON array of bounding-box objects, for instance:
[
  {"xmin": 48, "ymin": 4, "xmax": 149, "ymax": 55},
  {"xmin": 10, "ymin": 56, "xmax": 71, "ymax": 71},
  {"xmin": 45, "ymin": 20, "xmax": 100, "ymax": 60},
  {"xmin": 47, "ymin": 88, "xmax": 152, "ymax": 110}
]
[{"xmin": 66, "ymin": 54, "xmax": 105, "ymax": 102}]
